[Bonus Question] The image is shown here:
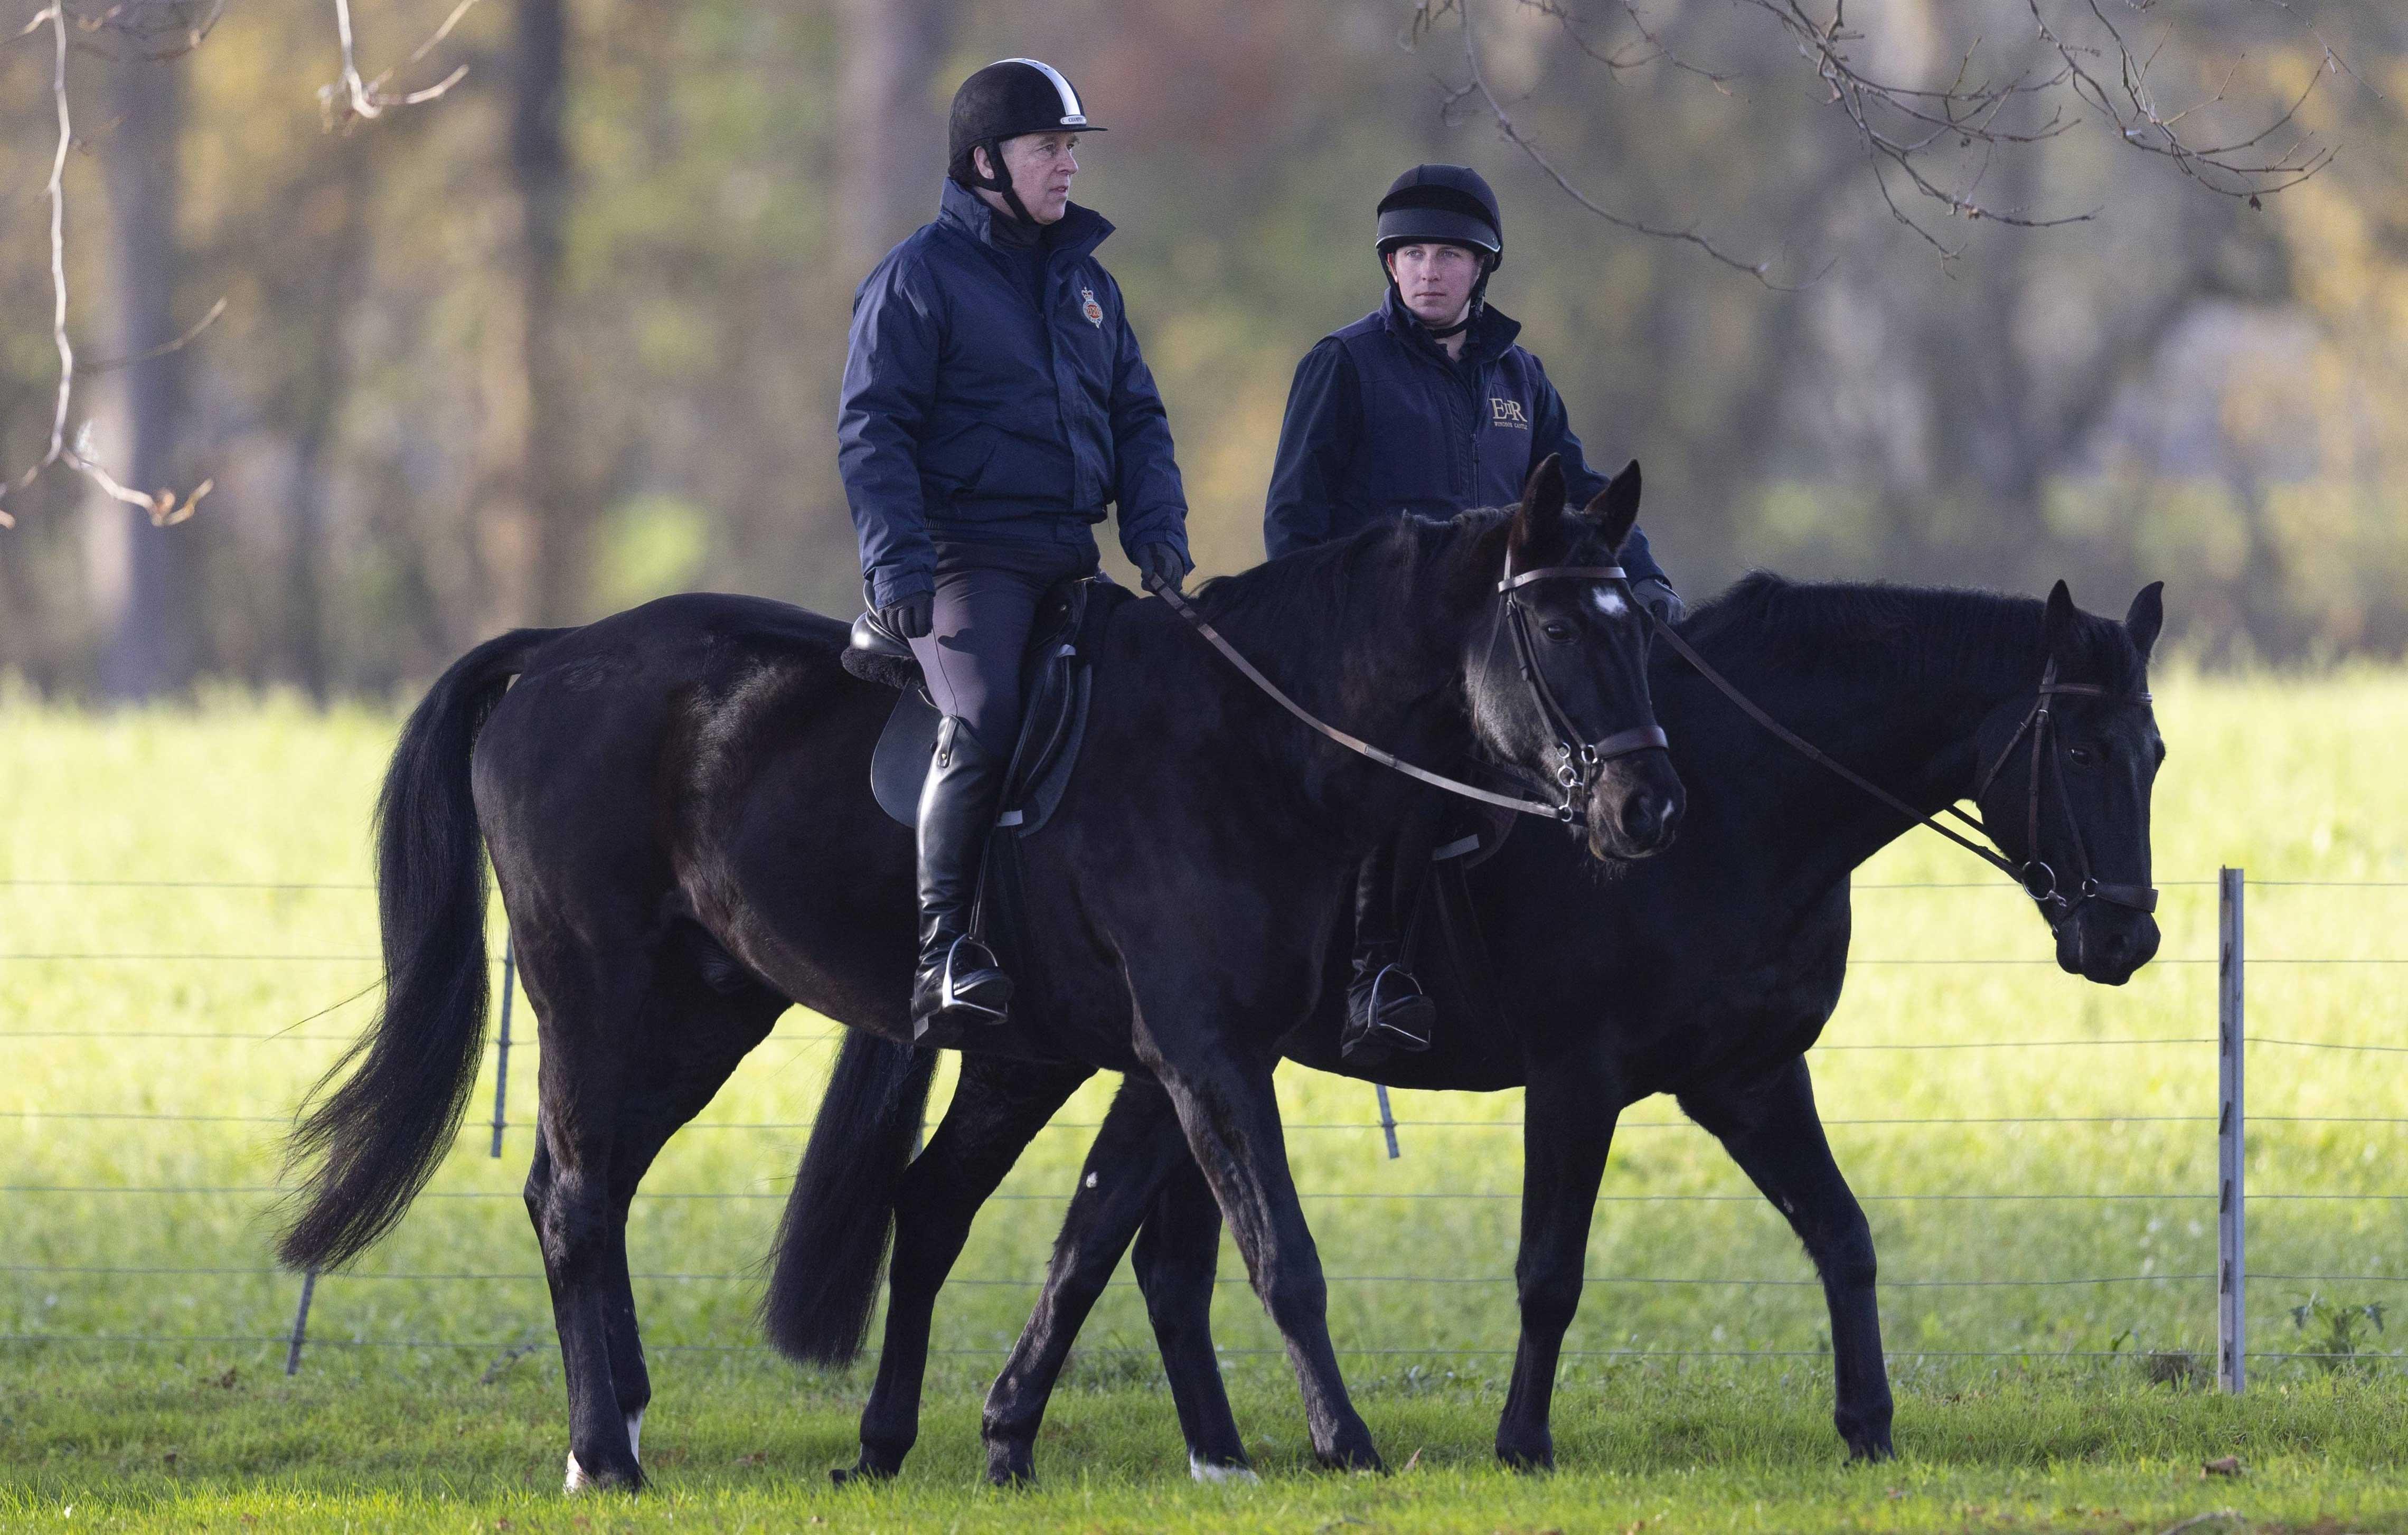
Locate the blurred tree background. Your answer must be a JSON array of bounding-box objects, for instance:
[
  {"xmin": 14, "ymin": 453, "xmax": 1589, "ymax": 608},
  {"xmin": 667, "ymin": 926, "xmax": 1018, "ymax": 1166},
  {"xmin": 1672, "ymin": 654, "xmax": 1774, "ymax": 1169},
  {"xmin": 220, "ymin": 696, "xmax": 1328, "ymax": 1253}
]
[{"xmin": 1, "ymin": 0, "xmax": 2403, "ymax": 696}]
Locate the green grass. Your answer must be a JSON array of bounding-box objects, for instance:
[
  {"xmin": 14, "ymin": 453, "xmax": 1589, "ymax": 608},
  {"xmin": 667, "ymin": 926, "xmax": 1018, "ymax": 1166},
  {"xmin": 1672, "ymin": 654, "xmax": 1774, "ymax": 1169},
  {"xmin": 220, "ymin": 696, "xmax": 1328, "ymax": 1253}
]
[{"xmin": 2, "ymin": 665, "xmax": 2406, "ymax": 1530}]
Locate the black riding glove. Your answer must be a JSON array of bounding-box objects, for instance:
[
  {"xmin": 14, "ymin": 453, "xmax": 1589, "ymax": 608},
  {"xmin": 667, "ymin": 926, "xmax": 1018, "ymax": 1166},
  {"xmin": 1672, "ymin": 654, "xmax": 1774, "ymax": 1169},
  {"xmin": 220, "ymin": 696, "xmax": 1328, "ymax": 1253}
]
[
  {"xmin": 1632, "ymin": 577, "xmax": 1685, "ymax": 627},
  {"xmin": 879, "ymin": 593, "xmax": 934, "ymax": 641},
  {"xmin": 1135, "ymin": 542, "xmax": 1192, "ymax": 595}
]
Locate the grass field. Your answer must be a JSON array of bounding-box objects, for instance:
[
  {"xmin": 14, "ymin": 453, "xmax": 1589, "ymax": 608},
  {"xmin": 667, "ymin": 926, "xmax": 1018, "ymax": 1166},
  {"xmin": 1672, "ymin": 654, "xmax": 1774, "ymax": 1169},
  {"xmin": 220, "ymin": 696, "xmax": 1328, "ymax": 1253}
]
[{"xmin": 3, "ymin": 664, "xmax": 2406, "ymax": 1531}]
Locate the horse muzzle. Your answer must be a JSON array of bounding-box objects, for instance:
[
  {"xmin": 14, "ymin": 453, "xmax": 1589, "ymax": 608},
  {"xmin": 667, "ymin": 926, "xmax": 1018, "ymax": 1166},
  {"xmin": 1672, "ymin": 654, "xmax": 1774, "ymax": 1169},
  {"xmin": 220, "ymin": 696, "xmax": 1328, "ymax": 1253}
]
[
  {"xmin": 1584, "ymin": 749, "xmax": 1684, "ymax": 862},
  {"xmin": 2056, "ymin": 902, "xmax": 2160, "ymax": 985}
]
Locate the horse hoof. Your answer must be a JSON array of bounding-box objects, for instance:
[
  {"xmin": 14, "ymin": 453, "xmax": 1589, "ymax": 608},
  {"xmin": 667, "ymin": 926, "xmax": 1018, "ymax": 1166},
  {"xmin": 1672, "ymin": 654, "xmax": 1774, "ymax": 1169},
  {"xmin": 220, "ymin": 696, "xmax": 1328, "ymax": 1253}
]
[
  {"xmin": 1317, "ymin": 1442, "xmax": 1385, "ymax": 1474},
  {"xmin": 1495, "ymin": 1440, "xmax": 1554, "ymax": 1474},
  {"xmin": 563, "ymin": 1451, "xmax": 643, "ymax": 1493},
  {"xmin": 1189, "ymin": 1455, "xmax": 1259, "ymax": 1484},
  {"xmin": 832, "ymin": 1456, "xmax": 897, "ymax": 1487},
  {"xmin": 984, "ymin": 1440, "xmax": 1038, "ymax": 1488}
]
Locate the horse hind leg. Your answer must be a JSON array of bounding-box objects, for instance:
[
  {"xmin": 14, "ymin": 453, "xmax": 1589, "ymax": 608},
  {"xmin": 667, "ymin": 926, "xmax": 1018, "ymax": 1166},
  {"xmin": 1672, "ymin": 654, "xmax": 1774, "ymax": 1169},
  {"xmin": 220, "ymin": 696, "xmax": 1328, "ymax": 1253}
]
[
  {"xmin": 980, "ymin": 1075, "xmax": 1199, "ymax": 1486},
  {"xmin": 835, "ymin": 1053, "xmax": 1094, "ymax": 1485},
  {"xmin": 533, "ymin": 937, "xmax": 779, "ymax": 1492},
  {"xmin": 1130, "ymin": 1140, "xmax": 1250, "ymax": 1482}
]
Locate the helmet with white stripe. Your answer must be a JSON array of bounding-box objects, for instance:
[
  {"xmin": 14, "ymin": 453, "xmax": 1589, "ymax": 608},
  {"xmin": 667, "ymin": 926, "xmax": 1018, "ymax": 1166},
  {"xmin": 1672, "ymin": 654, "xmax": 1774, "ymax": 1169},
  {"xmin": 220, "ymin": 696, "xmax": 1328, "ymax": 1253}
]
[{"xmin": 947, "ymin": 60, "xmax": 1107, "ymax": 220}]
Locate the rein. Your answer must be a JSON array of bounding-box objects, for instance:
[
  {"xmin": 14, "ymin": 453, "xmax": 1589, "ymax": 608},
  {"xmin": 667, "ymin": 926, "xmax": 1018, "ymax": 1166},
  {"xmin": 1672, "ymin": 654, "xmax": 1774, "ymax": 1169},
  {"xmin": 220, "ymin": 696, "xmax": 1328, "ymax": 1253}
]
[
  {"xmin": 1146, "ymin": 556, "xmax": 1665, "ymax": 824},
  {"xmin": 1643, "ymin": 610, "xmax": 2157, "ymax": 930}
]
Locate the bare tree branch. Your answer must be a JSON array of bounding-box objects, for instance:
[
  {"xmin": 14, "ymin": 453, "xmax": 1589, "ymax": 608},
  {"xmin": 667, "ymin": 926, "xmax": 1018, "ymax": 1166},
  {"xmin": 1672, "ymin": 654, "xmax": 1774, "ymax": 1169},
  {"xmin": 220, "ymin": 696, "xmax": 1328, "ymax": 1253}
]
[
  {"xmin": 1456, "ymin": 0, "xmax": 2347, "ymax": 267},
  {"xmin": 76, "ymin": 293, "xmax": 224, "ymax": 373},
  {"xmin": 1431, "ymin": 0, "xmax": 1791, "ymax": 285},
  {"xmin": 0, "ymin": 3, "xmax": 212, "ymax": 530},
  {"xmin": 319, "ymin": 0, "xmax": 480, "ymax": 129},
  {"xmin": 2033, "ymin": 0, "xmax": 2335, "ymax": 206}
]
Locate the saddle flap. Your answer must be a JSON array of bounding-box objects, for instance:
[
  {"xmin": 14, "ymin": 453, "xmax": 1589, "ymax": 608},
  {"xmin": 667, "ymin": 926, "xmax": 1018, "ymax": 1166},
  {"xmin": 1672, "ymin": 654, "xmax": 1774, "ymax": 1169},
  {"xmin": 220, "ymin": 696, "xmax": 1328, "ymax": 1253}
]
[{"xmin": 863, "ymin": 573, "xmax": 1130, "ymax": 832}]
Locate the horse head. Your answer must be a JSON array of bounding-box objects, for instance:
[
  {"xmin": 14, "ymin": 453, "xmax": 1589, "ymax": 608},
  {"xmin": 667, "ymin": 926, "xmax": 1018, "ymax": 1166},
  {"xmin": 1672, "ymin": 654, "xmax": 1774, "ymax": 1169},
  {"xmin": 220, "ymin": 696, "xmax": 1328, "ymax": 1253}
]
[
  {"xmin": 1971, "ymin": 579, "xmax": 2167, "ymax": 985},
  {"xmin": 1470, "ymin": 455, "xmax": 1684, "ymax": 863}
]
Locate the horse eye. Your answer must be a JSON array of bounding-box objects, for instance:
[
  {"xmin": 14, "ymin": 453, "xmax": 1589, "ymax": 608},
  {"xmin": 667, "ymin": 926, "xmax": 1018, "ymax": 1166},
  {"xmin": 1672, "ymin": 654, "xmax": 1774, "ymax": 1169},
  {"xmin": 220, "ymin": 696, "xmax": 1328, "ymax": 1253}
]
[
  {"xmin": 2068, "ymin": 745, "xmax": 2098, "ymax": 768},
  {"xmin": 1542, "ymin": 621, "xmax": 1575, "ymax": 643}
]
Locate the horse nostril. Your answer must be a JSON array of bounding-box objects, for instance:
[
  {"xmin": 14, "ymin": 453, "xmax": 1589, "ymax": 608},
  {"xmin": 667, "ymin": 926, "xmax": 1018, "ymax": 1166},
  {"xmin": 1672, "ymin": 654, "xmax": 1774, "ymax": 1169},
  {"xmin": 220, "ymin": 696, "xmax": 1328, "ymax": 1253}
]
[{"xmin": 1620, "ymin": 796, "xmax": 1660, "ymax": 842}]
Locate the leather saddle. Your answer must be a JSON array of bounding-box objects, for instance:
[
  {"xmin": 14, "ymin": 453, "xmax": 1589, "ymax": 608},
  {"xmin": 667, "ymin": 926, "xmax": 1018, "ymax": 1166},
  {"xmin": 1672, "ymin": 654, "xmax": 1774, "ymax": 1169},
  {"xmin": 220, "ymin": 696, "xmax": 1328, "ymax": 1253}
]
[{"xmin": 842, "ymin": 573, "xmax": 1129, "ymax": 834}]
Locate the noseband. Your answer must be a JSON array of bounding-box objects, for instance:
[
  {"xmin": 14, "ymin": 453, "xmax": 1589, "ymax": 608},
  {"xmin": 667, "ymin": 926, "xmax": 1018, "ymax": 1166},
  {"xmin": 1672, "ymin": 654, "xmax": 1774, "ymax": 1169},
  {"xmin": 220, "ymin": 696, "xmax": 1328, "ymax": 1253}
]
[
  {"xmin": 1959, "ymin": 658, "xmax": 2159, "ymax": 929},
  {"xmin": 1647, "ymin": 616, "xmax": 2156, "ymax": 934},
  {"xmin": 1147, "ymin": 550, "xmax": 1665, "ymax": 824}
]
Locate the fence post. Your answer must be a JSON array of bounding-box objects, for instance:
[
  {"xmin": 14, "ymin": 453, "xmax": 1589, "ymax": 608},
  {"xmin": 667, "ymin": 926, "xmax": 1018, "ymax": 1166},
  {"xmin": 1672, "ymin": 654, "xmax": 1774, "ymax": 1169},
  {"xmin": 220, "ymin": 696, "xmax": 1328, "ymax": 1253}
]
[
  {"xmin": 490, "ymin": 934, "xmax": 515, "ymax": 1158},
  {"xmin": 1374, "ymin": 1084, "xmax": 1400, "ymax": 1160},
  {"xmin": 2217, "ymin": 866, "xmax": 2246, "ymax": 1394},
  {"xmin": 285, "ymin": 1265, "xmax": 320, "ymax": 1377}
]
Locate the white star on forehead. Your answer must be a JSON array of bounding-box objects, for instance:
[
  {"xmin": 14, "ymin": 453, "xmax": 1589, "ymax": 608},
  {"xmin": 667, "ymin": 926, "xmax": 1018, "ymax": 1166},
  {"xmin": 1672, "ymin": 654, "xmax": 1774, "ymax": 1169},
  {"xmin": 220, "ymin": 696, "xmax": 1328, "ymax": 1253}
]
[{"xmin": 1591, "ymin": 588, "xmax": 1628, "ymax": 617}]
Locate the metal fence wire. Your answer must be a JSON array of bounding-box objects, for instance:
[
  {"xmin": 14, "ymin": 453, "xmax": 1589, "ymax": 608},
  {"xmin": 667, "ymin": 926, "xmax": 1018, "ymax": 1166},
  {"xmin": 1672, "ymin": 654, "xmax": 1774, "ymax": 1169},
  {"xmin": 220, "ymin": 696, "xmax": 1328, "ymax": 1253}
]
[{"xmin": 1, "ymin": 870, "xmax": 2401, "ymax": 1380}]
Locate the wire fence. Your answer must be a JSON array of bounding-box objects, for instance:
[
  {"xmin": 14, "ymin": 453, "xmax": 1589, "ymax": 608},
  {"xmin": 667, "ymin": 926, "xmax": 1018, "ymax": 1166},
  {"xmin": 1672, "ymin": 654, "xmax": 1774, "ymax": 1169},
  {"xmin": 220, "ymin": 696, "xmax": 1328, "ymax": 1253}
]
[{"xmin": 3, "ymin": 870, "xmax": 2403, "ymax": 1382}]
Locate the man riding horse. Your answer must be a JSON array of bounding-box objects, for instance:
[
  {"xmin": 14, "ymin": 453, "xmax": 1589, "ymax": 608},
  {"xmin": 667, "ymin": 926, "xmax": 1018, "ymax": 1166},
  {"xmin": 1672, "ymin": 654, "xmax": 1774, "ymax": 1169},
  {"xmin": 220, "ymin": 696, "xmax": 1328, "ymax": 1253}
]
[
  {"xmin": 1263, "ymin": 164, "xmax": 1685, "ymax": 1060},
  {"xmin": 839, "ymin": 58, "xmax": 1192, "ymax": 1039}
]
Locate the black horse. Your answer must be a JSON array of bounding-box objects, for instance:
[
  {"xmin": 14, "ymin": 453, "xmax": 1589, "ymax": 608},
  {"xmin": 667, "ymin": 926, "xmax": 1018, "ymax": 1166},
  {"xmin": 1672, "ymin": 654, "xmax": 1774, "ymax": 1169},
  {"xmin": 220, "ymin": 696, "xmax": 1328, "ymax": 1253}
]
[
  {"xmin": 782, "ymin": 574, "xmax": 2167, "ymax": 1485},
  {"xmin": 275, "ymin": 460, "xmax": 1683, "ymax": 1489}
]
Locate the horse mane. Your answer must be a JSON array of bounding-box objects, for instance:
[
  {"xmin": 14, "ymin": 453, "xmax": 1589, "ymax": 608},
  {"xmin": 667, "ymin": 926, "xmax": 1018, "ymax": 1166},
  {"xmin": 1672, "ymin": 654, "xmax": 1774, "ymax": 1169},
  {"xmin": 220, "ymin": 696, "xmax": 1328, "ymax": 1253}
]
[
  {"xmin": 1190, "ymin": 507, "xmax": 1508, "ymax": 641},
  {"xmin": 1683, "ymin": 572, "xmax": 2147, "ymax": 694}
]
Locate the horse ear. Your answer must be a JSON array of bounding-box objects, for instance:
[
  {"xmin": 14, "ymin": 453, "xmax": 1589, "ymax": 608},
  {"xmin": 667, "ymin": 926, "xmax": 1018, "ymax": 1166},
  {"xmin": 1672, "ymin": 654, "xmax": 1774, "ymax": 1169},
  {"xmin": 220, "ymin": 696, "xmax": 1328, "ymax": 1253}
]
[
  {"xmin": 2125, "ymin": 581, "xmax": 2165, "ymax": 663},
  {"xmin": 1583, "ymin": 459, "xmax": 1642, "ymax": 555},
  {"xmin": 2043, "ymin": 579, "xmax": 2080, "ymax": 662},
  {"xmin": 1512, "ymin": 453, "xmax": 1568, "ymax": 561}
]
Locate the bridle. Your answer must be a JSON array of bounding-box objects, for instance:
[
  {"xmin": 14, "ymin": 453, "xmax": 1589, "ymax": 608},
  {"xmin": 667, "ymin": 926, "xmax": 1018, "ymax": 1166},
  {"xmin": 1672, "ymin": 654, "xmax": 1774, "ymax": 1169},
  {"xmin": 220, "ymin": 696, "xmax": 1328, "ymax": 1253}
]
[
  {"xmin": 1644, "ymin": 616, "xmax": 2157, "ymax": 934},
  {"xmin": 1147, "ymin": 549, "xmax": 1665, "ymax": 824},
  {"xmin": 1492, "ymin": 555, "xmax": 1669, "ymax": 817},
  {"xmin": 1958, "ymin": 658, "xmax": 2160, "ymax": 928}
]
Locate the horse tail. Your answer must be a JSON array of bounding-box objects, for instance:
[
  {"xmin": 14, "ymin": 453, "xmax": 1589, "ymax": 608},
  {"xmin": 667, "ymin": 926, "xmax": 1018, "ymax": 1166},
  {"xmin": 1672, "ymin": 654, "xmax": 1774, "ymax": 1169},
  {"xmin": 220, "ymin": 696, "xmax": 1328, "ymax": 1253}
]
[
  {"xmin": 276, "ymin": 626, "xmax": 568, "ymax": 1273},
  {"xmin": 760, "ymin": 1029, "xmax": 936, "ymax": 1366}
]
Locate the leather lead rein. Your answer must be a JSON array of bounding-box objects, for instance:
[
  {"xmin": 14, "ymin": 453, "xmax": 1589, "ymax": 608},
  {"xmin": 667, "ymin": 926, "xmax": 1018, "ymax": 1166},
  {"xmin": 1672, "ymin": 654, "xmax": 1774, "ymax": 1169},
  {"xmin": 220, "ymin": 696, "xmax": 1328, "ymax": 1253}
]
[
  {"xmin": 1149, "ymin": 559, "xmax": 1666, "ymax": 824},
  {"xmin": 1645, "ymin": 610, "xmax": 2157, "ymax": 930}
]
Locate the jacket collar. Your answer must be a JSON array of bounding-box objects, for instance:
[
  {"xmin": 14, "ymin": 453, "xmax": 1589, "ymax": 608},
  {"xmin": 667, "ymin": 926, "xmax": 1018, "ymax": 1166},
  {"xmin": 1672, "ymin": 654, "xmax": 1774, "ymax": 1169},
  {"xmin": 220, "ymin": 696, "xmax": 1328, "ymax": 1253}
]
[
  {"xmin": 1379, "ymin": 286, "xmax": 1522, "ymax": 368},
  {"xmin": 937, "ymin": 178, "xmax": 1113, "ymax": 260}
]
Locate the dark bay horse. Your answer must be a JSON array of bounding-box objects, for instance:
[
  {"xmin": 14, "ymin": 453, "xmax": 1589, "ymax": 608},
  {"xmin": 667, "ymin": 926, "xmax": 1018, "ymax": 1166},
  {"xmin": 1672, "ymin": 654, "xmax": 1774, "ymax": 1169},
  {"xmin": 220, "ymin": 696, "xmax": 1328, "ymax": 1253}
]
[
  {"xmin": 784, "ymin": 575, "xmax": 2167, "ymax": 1485},
  {"xmin": 275, "ymin": 460, "xmax": 1684, "ymax": 1489}
]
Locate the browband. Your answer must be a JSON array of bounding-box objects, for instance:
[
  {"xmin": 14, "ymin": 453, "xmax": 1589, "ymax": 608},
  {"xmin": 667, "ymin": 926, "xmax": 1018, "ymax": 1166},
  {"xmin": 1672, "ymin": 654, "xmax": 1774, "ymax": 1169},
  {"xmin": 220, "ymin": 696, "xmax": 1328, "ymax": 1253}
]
[{"xmin": 1498, "ymin": 565, "xmax": 1627, "ymax": 593}]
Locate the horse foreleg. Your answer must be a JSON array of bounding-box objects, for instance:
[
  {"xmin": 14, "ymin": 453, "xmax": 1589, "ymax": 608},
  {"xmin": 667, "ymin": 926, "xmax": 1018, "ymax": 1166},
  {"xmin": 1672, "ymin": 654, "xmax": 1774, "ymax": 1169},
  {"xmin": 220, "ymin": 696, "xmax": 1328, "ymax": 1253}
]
[
  {"xmin": 1141, "ymin": 1027, "xmax": 1381, "ymax": 1474},
  {"xmin": 1679, "ymin": 1054, "xmax": 1893, "ymax": 1462},
  {"xmin": 838, "ymin": 1053, "xmax": 1094, "ymax": 1485},
  {"xmin": 1494, "ymin": 1065, "xmax": 1621, "ymax": 1471},
  {"xmin": 980, "ymin": 1075, "xmax": 1197, "ymax": 1485}
]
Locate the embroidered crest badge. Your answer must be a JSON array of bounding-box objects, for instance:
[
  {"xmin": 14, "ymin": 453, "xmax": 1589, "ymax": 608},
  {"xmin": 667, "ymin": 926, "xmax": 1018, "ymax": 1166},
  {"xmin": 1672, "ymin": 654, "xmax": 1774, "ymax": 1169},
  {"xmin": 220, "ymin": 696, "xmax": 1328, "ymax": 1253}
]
[{"xmin": 1079, "ymin": 286, "xmax": 1104, "ymax": 328}]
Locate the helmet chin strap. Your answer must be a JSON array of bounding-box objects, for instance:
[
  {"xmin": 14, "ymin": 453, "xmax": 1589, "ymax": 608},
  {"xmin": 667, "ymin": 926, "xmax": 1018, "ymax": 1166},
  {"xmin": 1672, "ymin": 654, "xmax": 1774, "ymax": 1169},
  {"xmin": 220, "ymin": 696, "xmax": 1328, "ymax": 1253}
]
[
  {"xmin": 1383, "ymin": 248, "xmax": 1496, "ymax": 342},
  {"xmin": 971, "ymin": 138, "xmax": 1040, "ymax": 228}
]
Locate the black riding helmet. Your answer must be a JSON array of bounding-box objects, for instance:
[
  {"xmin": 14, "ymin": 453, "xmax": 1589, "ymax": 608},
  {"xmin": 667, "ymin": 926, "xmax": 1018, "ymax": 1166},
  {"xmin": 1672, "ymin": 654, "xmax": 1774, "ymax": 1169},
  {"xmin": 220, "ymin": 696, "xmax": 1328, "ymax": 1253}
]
[
  {"xmin": 948, "ymin": 58, "xmax": 1106, "ymax": 227},
  {"xmin": 1375, "ymin": 164, "xmax": 1504, "ymax": 330}
]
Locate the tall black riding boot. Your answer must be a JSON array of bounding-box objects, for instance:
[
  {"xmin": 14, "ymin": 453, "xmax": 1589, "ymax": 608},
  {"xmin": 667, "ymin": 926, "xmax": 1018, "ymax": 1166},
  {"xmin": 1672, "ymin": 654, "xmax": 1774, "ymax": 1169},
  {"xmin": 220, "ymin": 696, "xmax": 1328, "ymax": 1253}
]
[
  {"xmin": 1342, "ymin": 838, "xmax": 1436, "ymax": 1062},
  {"xmin": 910, "ymin": 717, "xmax": 1014, "ymax": 1041}
]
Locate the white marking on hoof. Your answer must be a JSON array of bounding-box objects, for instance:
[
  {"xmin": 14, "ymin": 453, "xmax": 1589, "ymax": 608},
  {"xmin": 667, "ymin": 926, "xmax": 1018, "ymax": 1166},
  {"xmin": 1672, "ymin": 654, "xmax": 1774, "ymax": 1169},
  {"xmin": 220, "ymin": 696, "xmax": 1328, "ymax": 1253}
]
[
  {"xmin": 625, "ymin": 1408, "xmax": 644, "ymax": 1462},
  {"xmin": 1190, "ymin": 1455, "xmax": 1258, "ymax": 1484},
  {"xmin": 565, "ymin": 1451, "xmax": 591, "ymax": 1493}
]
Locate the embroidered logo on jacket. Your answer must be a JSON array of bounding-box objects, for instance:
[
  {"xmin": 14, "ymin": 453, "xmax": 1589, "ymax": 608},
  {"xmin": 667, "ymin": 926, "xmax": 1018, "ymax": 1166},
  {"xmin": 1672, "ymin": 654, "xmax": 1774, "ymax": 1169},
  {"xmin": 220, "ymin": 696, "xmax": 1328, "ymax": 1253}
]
[
  {"xmin": 1490, "ymin": 398, "xmax": 1530, "ymax": 429},
  {"xmin": 1079, "ymin": 286, "xmax": 1104, "ymax": 328}
]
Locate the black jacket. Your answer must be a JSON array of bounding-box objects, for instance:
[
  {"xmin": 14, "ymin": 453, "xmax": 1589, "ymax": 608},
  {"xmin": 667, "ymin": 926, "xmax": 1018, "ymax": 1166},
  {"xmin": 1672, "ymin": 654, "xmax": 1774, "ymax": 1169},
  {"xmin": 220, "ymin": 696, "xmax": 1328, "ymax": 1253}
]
[
  {"xmin": 840, "ymin": 180, "xmax": 1190, "ymax": 608},
  {"xmin": 1262, "ymin": 290, "xmax": 1666, "ymax": 586}
]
